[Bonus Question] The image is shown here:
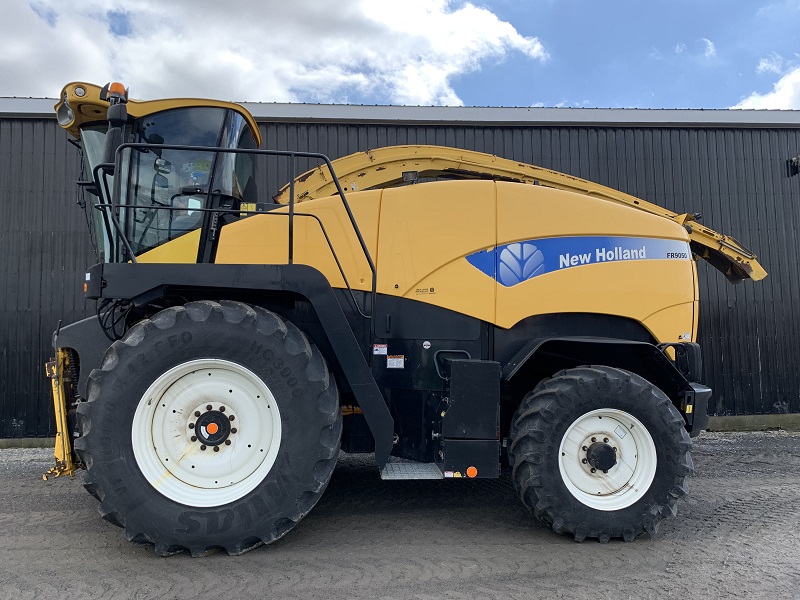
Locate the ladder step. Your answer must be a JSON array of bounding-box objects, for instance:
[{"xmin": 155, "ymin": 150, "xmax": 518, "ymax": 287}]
[{"xmin": 380, "ymin": 462, "xmax": 443, "ymax": 480}]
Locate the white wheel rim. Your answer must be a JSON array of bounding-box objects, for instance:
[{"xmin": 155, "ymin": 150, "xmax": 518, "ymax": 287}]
[
  {"xmin": 132, "ymin": 359, "xmax": 282, "ymax": 507},
  {"xmin": 558, "ymin": 409, "xmax": 656, "ymax": 511}
]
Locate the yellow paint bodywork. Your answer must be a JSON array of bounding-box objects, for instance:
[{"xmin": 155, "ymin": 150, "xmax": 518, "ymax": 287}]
[
  {"xmin": 137, "ymin": 229, "xmax": 202, "ymax": 264},
  {"xmin": 214, "ymin": 191, "xmax": 383, "ymax": 290},
  {"xmin": 277, "ymin": 145, "xmax": 766, "ymax": 283},
  {"xmin": 493, "ymin": 182, "xmax": 696, "ymax": 342},
  {"xmin": 54, "ymin": 82, "xmax": 262, "ymax": 146},
  {"xmin": 376, "ymin": 181, "xmax": 497, "ymax": 324},
  {"xmin": 150, "ymin": 179, "xmax": 697, "ymax": 345}
]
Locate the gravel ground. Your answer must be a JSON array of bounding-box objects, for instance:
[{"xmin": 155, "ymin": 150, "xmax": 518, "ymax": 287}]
[{"xmin": 1, "ymin": 431, "xmax": 799, "ymax": 599}]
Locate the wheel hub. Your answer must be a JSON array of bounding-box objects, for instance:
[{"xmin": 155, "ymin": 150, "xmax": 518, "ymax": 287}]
[
  {"xmin": 194, "ymin": 409, "xmax": 232, "ymax": 446},
  {"xmin": 586, "ymin": 441, "xmax": 617, "ymax": 471}
]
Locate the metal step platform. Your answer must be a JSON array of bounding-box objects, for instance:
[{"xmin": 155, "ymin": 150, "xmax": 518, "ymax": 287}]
[{"xmin": 380, "ymin": 460, "xmax": 443, "ymax": 480}]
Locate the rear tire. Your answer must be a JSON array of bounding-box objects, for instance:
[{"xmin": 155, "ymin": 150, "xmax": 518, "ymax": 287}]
[
  {"xmin": 508, "ymin": 366, "xmax": 692, "ymax": 542},
  {"xmin": 74, "ymin": 300, "xmax": 341, "ymax": 556}
]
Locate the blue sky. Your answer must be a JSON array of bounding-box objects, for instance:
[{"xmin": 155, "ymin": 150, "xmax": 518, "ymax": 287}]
[
  {"xmin": 456, "ymin": 0, "xmax": 800, "ymax": 108},
  {"xmin": 2, "ymin": 0, "xmax": 799, "ymax": 109}
]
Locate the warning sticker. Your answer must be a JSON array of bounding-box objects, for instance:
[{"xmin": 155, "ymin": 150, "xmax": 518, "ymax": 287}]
[
  {"xmin": 373, "ymin": 344, "xmax": 388, "ymax": 355},
  {"xmin": 387, "ymin": 355, "xmax": 405, "ymax": 369}
]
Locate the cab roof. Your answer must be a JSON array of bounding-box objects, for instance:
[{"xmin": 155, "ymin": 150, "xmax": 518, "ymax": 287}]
[{"xmin": 54, "ymin": 82, "xmax": 262, "ymax": 146}]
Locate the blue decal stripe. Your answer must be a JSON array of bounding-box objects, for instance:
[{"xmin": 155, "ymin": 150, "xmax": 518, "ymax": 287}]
[
  {"xmin": 466, "ymin": 236, "xmax": 691, "ymax": 287},
  {"xmin": 465, "ymin": 247, "xmax": 495, "ymax": 279}
]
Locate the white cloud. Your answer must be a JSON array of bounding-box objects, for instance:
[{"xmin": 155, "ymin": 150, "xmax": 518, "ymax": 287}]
[
  {"xmin": 756, "ymin": 53, "xmax": 786, "ymax": 75},
  {"xmin": 701, "ymin": 38, "xmax": 716, "ymax": 58},
  {"xmin": 0, "ymin": 0, "xmax": 547, "ymax": 106},
  {"xmin": 757, "ymin": 0, "xmax": 800, "ymax": 17},
  {"xmin": 663, "ymin": 39, "xmax": 715, "ymax": 61},
  {"xmin": 733, "ymin": 66, "xmax": 800, "ymax": 109}
]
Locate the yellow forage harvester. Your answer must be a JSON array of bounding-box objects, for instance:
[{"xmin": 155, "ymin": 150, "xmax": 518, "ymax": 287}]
[{"xmin": 46, "ymin": 81, "xmax": 765, "ymax": 555}]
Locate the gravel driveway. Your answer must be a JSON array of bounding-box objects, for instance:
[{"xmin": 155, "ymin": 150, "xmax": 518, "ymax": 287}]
[{"xmin": 1, "ymin": 431, "xmax": 798, "ymax": 599}]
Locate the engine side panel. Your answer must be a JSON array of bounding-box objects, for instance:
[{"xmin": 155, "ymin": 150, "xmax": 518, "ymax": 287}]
[{"xmin": 140, "ymin": 179, "xmax": 696, "ymax": 347}]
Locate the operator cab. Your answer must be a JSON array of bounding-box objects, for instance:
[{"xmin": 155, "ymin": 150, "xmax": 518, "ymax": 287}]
[{"xmin": 56, "ymin": 82, "xmax": 260, "ymax": 262}]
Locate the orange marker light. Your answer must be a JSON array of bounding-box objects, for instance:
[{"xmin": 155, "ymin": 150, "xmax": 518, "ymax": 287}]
[
  {"xmin": 108, "ymin": 82, "xmax": 126, "ymax": 95},
  {"xmin": 466, "ymin": 466, "xmax": 478, "ymax": 478},
  {"xmin": 83, "ymin": 283, "xmax": 88, "ymax": 293},
  {"xmin": 206, "ymin": 422, "xmax": 219, "ymax": 435}
]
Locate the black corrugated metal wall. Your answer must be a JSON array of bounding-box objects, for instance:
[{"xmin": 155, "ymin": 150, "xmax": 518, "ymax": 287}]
[
  {"xmin": 1, "ymin": 116, "xmax": 798, "ymax": 437},
  {"xmin": 0, "ymin": 118, "xmax": 95, "ymax": 437}
]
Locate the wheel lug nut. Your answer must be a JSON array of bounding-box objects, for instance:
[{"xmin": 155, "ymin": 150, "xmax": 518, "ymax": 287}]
[
  {"xmin": 613, "ymin": 447, "xmax": 617, "ymax": 452},
  {"xmin": 188, "ymin": 423, "xmax": 195, "ymax": 429},
  {"xmin": 590, "ymin": 468, "xmax": 596, "ymax": 473},
  {"xmin": 231, "ymin": 428, "xmax": 237, "ymax": 434},
  {"xmin": 194, "ymin": 411, "xmax": 201, "ymax": 417},
  {"xmin": 591, "ymin": 437, "xmax": 597, "ymax": 443},
  {"xmin": 219, "ymin": 406, "xmax": 226, "ymax": 412},
  {"xmin": 191, "ymin": 436, "xmax": 197, "ymax": 442},
  {"xmin": 582, "ymin": 458, "xmax": 588, "ymax": 464},
  {"xmin": 213, "ymin": 446, "xmax": 220, "ymax": 452},
  {"xmin": 225, "ymin": 440, "xmax": 231, "ymax": 446},
  {"xmin": 200, "ymin": 445, "xmax": 207, "ymax": 451},
  {"xmin": 229, "ymin": 415, "xmax": 235, "ymax": 421},
  {"xmin": 206, "ymin": 404, "xmax": 212, "ymax": 411},
  {"xmin": 603, "ymin": 437, "xmax": 609, "ymax": 443},
  {"xmin": 582, "ymin": 446, "xmax": 588, "ymax": 451},
  {"xmin": 603, "ymin": 470, "xmax": 608, "ymax": 474}
]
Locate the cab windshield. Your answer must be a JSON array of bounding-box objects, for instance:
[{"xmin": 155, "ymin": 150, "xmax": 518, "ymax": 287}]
[{"xmin": 81, "ymin": 107, "xmax": 258, "ymax": 261}]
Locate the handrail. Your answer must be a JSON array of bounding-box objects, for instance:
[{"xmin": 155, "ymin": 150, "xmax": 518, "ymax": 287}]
[
  {"xmin": 91, "ymin": 162, "xmax": 137, "ymax": 263},
  {"xmin": 102, "ymin": 143, "xmax": 376, "ymax": 317},
  {"xmin": 94, "ymin": 203, "xmax": 370, "ymax": 319}
]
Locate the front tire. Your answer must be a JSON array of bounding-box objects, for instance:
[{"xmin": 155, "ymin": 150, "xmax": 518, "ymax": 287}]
[
  {"xmin": 75, "ymin": 300, "xmax": 342, "ymax": 556},
  {"xmin": 508, "ymin": 366, "xmax": 693, "ymax": 542}
]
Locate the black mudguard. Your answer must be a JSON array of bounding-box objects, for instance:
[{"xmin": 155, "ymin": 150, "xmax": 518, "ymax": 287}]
[
  {"xmin": 66, "ymin": 262, "xmax": 395, "ymax": 467},
  {"xmin": 503, "ymin": 336, "xmax": 711, "ymax": 437}
]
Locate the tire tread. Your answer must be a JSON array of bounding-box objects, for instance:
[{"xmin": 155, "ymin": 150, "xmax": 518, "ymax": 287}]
[
  {"xmin": 76, "ymin": 300, "xmax": 341, "ymax": 556},
  {"xmin": 509, "ymin": 365, "xmax": 692, "ymax": 543}
]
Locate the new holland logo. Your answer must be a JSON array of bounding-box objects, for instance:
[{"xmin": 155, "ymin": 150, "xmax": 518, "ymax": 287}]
[
  {"xmin": 498, "ymin": 242, "xmax": 545, "ymax": 287},
  {"xmin": 466, "ymin": 236, "xmax": 691, "ymax": 287}
]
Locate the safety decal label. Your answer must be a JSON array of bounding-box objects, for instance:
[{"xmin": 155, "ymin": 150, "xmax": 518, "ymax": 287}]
[
  {"xmin": 373, "ymin": 344, "xmax": 388, "ymax": 355},
  {"xmin": 387, "ymin": 355, "xmax": 405, "ymax": 369},
  {"xmin": 466, "ymin": 236, "xmax": 691, "ymax": 287}
]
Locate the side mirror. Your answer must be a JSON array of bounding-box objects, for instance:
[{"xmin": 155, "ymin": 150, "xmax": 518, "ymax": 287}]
[
  {"xmin": 154, "ymin": 174, "xmax": 169, "ymax": 188},
  {"xmin": 155, "ymin": 158, "xmax": 172, "ymax": 174}
]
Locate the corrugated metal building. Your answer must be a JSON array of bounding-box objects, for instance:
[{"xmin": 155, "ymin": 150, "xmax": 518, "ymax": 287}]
[{"xmin": 1, "ymin": 98, "xmax": 798, "ymax": 438}]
